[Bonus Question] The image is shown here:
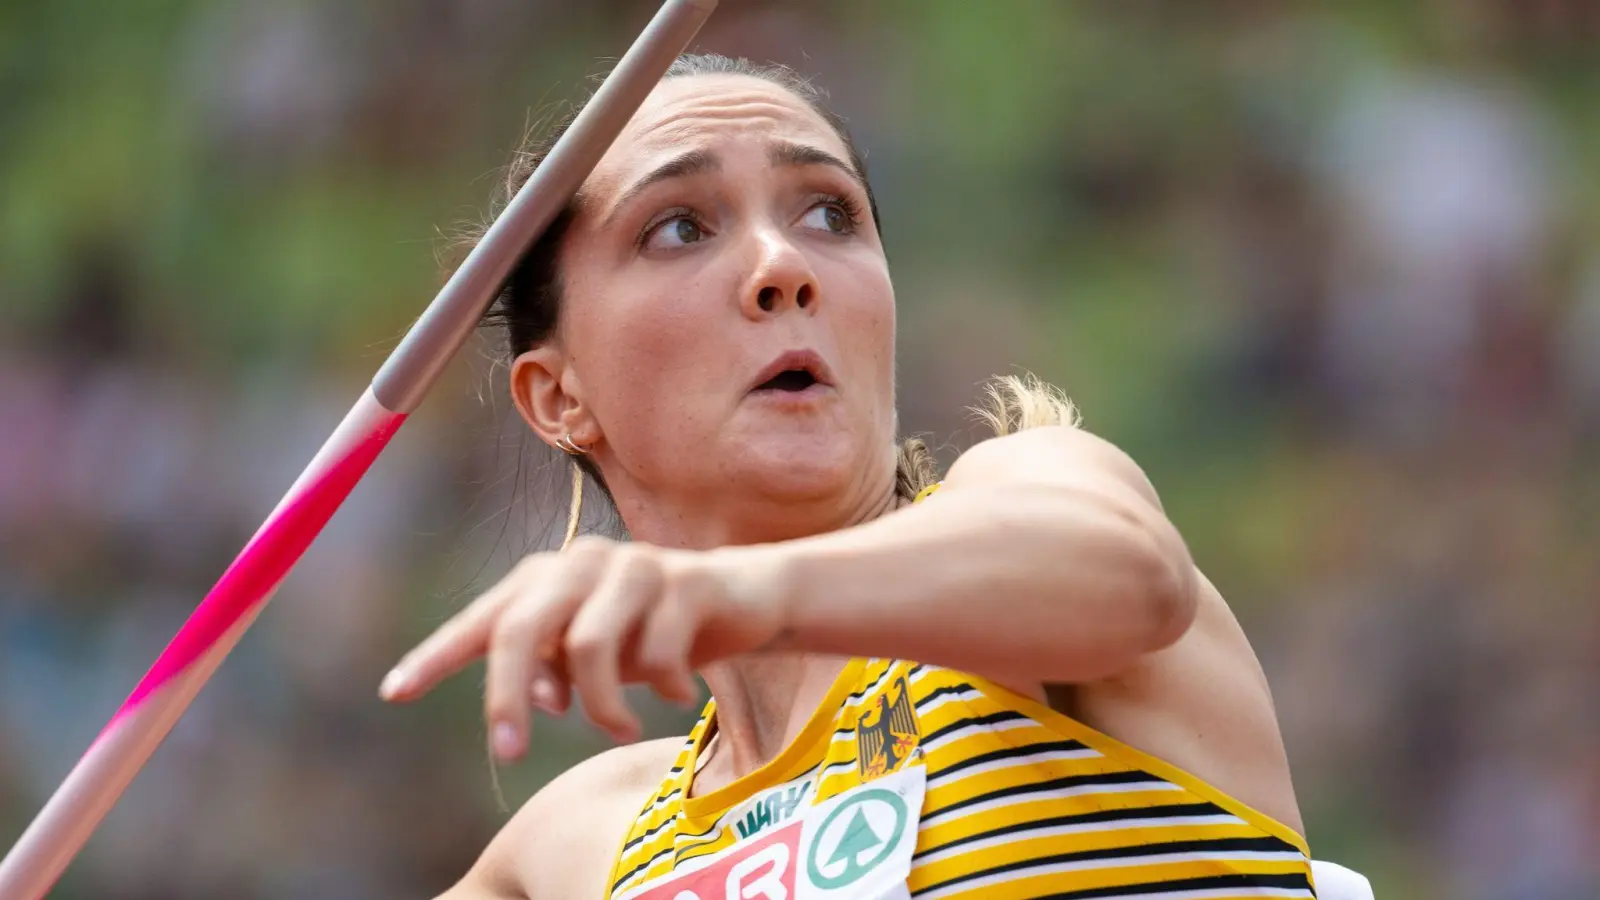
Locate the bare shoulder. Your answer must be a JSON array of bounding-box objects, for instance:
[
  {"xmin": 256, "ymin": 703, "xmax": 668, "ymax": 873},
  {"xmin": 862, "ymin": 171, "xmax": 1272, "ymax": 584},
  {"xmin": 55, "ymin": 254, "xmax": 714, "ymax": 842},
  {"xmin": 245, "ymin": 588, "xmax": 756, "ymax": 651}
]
[
  {"xmin": 944, "ymin": 425, "xmax": 1164, "ymax": 511},
  {"xmin": 440, "ymin": 736, "xmax": 683, "ymax": 900}
]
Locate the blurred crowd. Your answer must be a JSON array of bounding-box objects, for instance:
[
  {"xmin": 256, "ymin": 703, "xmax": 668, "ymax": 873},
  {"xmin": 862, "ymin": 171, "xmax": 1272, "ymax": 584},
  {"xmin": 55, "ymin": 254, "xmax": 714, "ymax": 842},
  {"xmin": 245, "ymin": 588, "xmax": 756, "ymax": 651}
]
[{"xmin": 3, "ymin": 1, "xmax": 1597, "ymax": 897}]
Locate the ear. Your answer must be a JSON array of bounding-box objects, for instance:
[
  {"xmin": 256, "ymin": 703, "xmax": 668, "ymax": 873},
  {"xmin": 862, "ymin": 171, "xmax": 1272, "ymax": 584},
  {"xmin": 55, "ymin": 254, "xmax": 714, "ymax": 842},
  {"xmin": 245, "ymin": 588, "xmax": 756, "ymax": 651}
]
[{"xmin": 510, "ymin": 344, "xmax": 599, "ymax": 451}]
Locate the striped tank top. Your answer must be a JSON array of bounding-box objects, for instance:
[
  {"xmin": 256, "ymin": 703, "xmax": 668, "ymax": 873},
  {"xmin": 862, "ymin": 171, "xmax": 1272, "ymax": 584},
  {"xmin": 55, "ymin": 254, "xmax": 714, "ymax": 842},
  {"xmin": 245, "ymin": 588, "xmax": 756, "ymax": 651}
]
[{"xmin": 604, "ymin": 657, "xmax": 1317, "ymax": 899}]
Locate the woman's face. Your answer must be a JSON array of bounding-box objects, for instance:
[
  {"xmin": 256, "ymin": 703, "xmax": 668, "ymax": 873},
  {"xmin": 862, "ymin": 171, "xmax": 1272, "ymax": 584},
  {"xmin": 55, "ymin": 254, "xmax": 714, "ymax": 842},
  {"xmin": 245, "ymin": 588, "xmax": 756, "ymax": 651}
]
[{"xmin": 513, "ymin": 74, "xmax": 897, "ymax": 532}]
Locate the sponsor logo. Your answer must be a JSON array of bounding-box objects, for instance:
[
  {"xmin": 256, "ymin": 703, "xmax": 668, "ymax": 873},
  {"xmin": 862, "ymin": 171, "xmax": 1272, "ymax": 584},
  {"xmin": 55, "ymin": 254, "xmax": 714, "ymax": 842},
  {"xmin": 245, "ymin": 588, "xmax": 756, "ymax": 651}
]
[
  {"xmin": 629, "ymin": 820, "xmax": 801, "ymax": 900},
  {"xmin": 734, "ymin": 779, "xmax": 812, "ymax": 840},
  {"xmin": 804, "ymin": 788, "xmax": 909, "ymax": 890},
  {"xmin": 622, "ymin": 766, "xmax": 926, "ymax": 900}
]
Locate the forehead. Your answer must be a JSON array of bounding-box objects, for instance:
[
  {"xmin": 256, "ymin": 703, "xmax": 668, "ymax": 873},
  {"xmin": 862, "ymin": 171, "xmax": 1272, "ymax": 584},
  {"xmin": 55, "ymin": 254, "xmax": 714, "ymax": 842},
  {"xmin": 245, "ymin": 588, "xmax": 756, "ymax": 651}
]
[{"xmin": 583, "ymin": 74, "xmax": 849, "ymax": 203}]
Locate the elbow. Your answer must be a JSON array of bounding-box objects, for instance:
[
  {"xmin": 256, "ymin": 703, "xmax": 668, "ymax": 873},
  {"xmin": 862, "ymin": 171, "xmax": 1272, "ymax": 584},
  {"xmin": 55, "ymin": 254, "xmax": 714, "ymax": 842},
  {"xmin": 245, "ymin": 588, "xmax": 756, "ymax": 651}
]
[
  {"xmin": 1135, "ymin": 520, "xmax": 1199, "ymax": 651},
  {"xmin": 1003, "ymin": 481, "xmax": 1200, "ymax": 663},
  {"xmin": 1068, "ymin": 484, "xmax": 1197, "ymax": 654},
  {"xmin": 1034, "ymin": 483, "xmax": 1200, "ymax": 656}
]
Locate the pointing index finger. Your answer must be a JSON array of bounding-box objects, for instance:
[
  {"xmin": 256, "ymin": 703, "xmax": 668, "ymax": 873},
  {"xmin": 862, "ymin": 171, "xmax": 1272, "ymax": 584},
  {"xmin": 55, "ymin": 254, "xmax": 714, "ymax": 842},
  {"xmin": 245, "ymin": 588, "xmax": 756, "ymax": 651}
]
[{"xmin": 380, "ymin": 559, "xmax": 538, "ymax": 702}]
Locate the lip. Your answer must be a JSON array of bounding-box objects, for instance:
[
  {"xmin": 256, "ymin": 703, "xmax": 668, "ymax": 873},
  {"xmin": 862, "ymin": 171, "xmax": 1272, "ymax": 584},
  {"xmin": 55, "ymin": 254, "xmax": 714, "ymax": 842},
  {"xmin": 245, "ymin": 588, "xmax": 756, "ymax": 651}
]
[{"xmin": 748, "ymin": 349, "xmax": 835, "ymax": 394}]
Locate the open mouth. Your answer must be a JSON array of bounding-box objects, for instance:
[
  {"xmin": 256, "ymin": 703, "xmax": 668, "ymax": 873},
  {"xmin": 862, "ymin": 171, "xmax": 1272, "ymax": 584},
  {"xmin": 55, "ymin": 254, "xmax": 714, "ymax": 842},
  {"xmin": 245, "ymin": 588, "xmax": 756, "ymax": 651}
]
[
  {"xmin": 749, "ymin": 350, "xmax": 833, "ymax": 397},
  {"xmin": 753, "ymin": 369, "xmax": 820, "ymax": 393}
]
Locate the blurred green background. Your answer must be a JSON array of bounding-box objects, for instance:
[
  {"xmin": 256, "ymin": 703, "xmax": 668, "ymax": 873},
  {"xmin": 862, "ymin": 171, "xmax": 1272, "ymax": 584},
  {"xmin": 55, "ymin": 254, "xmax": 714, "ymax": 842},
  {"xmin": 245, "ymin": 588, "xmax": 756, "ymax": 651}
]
[{"xmin": 3, "ymin": 1, "xmax": 1597, "ymax": 896}]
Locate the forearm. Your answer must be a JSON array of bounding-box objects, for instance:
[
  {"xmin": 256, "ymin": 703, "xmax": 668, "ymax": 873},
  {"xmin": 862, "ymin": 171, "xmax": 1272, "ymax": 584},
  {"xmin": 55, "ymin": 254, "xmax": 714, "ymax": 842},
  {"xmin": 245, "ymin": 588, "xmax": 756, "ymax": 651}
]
[{"xmin": 754, "ymin": 482, "xmax": 1197, "ymax": 684}]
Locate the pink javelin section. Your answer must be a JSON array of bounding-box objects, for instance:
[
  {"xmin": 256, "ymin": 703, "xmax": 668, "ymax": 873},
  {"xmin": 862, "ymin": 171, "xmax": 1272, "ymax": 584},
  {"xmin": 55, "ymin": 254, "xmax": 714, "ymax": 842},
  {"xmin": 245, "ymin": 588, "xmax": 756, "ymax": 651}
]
[
  {"xmin": 0, "ymin": 613, "xmax": 263, "ymax": 900},
  {"xmin": 113, "ymin": 404, "xmax": 405, "ymax": 721},
  {"xmin": 2, "ymin": 390, "xmax": 406, "ymax": 899},
  {"xmin": 4, "ymin": 3, "xmax": 722, "ymax": 890}
]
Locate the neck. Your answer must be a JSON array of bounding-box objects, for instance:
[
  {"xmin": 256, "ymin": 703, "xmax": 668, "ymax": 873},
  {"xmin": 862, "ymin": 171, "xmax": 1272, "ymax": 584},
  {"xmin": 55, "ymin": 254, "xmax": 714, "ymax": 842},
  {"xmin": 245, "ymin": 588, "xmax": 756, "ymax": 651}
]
[
  {"xmin": 700, "ymin": 655, "xmax": 847, "ymax": 778},
  {"xmin": 605, "ymin": 450, "xmax": 903, "ymax": 550},
  {"xmin": 603, "ymin": 452, "xmax": 915, "ymax": 781},
  {"xmin": 690, "ymin": 489, "xmax": 915, "ymax": 786}
]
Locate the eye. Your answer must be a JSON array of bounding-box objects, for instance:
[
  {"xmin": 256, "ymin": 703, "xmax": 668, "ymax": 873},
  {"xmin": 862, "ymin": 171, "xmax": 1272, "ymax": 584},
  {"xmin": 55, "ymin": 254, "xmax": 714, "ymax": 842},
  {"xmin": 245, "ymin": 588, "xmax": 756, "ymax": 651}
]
[
  {"xmin": 643, "ymin": 214, "xmax": 707, "ymax": 251},
  {"xmin": 800, "ymin": 199, "xmax": 859, "ymax": 236}
]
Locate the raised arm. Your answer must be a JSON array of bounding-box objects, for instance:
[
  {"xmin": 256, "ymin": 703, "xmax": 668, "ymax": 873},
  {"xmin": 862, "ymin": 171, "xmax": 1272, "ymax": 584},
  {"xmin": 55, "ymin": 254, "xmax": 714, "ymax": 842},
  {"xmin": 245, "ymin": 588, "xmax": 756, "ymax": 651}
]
[
  {"xmin": 383, "ymin": 425, "xmax": 1203, "ymax": 754},
  {"xmin": 759, "ymin": 425, "xmax": 1199, "ymax": 687}
]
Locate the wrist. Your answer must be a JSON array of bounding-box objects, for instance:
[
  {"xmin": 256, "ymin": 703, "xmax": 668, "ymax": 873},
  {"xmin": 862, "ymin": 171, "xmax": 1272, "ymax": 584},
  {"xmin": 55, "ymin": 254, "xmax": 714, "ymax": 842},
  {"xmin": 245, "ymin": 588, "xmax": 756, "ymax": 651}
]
[{"xmin": 715, "ymin": 541, "xmax": 809, "ymax": 653}]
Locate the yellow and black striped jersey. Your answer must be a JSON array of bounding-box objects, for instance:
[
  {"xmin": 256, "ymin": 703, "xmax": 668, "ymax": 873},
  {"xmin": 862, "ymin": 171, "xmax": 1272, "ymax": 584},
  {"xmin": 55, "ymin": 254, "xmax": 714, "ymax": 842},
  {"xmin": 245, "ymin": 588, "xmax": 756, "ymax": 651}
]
[{"xmin": 604, "ymin": 657, "xmax": 1316, "ymax": 899}]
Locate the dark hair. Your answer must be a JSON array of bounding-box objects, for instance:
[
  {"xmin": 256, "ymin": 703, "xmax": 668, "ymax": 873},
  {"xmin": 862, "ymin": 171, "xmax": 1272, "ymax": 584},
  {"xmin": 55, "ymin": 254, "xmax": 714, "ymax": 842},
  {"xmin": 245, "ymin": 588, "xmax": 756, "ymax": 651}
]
[{"xmin": 474, "ymin": 53, "xmax": 935, "ymax": 530}]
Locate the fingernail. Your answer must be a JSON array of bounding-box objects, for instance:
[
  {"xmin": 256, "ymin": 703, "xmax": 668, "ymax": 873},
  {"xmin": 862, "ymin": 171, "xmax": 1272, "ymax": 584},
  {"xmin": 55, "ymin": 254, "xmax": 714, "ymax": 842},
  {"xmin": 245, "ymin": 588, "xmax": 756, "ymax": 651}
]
[
  {"xmin": 492, "ymin": 722, "xmax": 522, "ymax": 760},
  {"xmin": 379, "ymin": 668, "xmax": 408, "ymax": 699}
]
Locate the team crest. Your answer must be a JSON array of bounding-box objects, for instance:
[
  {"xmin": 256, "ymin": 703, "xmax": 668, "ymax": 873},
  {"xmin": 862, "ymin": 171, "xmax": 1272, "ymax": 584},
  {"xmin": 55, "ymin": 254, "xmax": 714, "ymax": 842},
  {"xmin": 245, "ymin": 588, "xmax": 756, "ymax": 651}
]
[{"xmin": 855, "ymin": 676, "xmax": 920, "ymax": 778}]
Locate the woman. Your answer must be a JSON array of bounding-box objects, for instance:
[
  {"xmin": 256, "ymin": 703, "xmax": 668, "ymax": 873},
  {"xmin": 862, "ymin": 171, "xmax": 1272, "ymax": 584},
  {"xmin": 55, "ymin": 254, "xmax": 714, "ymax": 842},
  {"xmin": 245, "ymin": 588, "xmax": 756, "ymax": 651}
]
[{"xmin": 382, "ymin": 54, "xmax": 1333, "ymax": 900}]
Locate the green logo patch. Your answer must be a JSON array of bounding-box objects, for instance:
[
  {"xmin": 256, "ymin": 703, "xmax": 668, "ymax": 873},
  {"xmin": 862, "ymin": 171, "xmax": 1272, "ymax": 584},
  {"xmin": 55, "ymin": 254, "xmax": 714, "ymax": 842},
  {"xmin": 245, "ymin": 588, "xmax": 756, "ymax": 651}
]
[{"xmin": 804, "ymin": 788, "xmax": 908, "ymax": 889}]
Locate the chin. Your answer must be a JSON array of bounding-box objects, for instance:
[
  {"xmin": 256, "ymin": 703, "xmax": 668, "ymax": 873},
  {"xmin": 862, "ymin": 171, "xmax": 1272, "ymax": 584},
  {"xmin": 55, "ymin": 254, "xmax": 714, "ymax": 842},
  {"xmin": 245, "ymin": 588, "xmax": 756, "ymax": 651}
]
[{"xmin": 729, "ymin": 431, "xmax": 866, "ymax": 502}]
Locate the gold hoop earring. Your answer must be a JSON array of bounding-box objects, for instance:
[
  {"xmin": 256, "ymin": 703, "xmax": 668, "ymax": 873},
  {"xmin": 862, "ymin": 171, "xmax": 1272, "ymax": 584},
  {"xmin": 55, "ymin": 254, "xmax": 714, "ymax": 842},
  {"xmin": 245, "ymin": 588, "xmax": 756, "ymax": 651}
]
[
  {"xmin": 555, "ymin": 433, "xmax": 588, "ymax": 455},
  {"xmin": 561, "ymin": 462, "xmax": 584, "ymax": 550}
]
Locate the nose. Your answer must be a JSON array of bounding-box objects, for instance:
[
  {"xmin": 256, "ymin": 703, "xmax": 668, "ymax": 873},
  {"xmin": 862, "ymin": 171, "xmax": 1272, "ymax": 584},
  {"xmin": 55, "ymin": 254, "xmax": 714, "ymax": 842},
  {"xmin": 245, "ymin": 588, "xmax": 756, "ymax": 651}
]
[{"xmin": 739, "ymin": 227, "xmax": 818, "ymax": 320}]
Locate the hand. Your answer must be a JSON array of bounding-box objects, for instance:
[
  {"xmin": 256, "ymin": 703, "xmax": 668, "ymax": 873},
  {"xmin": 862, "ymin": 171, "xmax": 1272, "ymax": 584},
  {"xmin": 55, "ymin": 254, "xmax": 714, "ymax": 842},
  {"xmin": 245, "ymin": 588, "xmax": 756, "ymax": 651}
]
[{"xmin": 379, "ymin": 536, "xmax": 788, "ymax": 756}]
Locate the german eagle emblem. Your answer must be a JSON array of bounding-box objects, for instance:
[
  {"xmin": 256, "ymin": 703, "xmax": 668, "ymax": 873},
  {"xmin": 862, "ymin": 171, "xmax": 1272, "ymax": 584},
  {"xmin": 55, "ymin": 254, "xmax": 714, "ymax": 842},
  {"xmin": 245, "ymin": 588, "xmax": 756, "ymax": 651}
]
[{"xmin": 855, "ymin": 676, "xmax": 920, "ymax": 778}]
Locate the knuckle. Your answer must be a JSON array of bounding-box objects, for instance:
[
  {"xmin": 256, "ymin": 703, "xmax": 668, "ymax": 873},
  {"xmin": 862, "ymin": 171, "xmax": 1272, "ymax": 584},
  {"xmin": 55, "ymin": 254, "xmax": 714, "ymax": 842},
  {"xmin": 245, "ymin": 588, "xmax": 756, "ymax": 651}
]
[
  {"xmin": 612, "ymin": 542, "xmax": 647, "ymax": 569},
  {"xmin": 488, "ymin": 602, "xmax": 540, "ymax": 649},
  {"xmin": 638, "ymin": 648, "xmax": 683, "ymax": 682},
  {"xmin": 564, "ymin": 628, "xmax": 608, "ymax": 662},
  {"xmin": 568, "ymin": 535, "xmax": 613, "ymax": 562},
  {"xmin": 503, "ymin": 556, "xmax": 552, "ymax": 593},
  {"xmin": 664, "ymin": 559, "xmax": 715, "ymax": 602},
  {"xmin": 616, "ymin": 550, "xmax": 665, "ymax": 589}
]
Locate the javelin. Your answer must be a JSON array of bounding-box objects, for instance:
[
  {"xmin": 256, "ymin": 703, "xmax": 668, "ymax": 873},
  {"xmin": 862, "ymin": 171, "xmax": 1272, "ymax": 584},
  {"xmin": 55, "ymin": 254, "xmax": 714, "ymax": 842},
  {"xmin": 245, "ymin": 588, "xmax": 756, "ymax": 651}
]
[{"xmin": 0, "ymin": 2, "xmax": 717, "ymax": 895}]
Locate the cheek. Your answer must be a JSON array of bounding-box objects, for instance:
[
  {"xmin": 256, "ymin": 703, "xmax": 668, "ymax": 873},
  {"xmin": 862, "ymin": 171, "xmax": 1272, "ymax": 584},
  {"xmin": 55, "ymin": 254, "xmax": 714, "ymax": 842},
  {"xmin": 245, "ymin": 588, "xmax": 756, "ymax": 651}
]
[
  {"xmin": 568, "ymin": 273, "xmax": 731, "ymax": 441},
  {"xmin": 835, "ymin": 263, "xmax": 898, "ymax": 390}
]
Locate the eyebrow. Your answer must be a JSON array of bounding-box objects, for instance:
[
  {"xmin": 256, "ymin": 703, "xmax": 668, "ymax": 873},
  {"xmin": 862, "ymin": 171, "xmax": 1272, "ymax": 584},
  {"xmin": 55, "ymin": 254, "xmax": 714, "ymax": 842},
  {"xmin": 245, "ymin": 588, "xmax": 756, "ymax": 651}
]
[
  {"xmin": 766, "ymin": 141, "xmax": 862, "ymax": 187},
  {"xmin": 605, "ymin": 149, "xmax": 721, "ymax": 225},
  {"xmin": 603, "ymin": 141, "xmax": 865, "ymax": 227}
]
